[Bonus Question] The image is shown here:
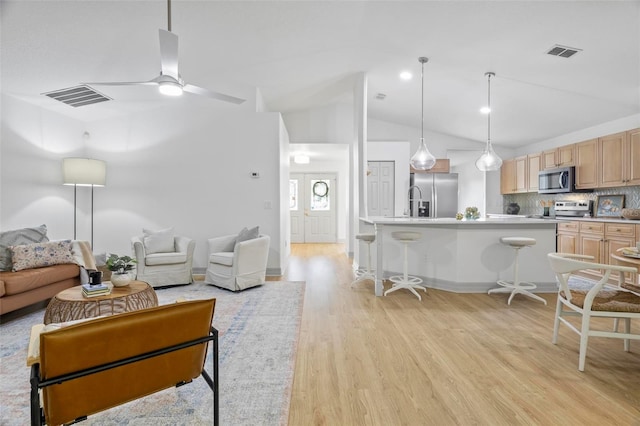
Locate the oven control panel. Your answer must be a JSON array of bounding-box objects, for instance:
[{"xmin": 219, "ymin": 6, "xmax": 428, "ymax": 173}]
[{"xmin": 554, "ymin": 200, "xmax": 592, "ymax": 217}]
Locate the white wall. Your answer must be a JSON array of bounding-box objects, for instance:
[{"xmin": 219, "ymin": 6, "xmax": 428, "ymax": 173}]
[
  {"xmin": 449, "ymin": 150, "xmax": 486, "ymax": 214},
  {"xmin": 284, "ymin": 103, "xmax": 354, "ymax": 144},
  {"xmin": 1, "ymin": 95, "xmax": 287, "ymax": 275},
  {"xmin": 514, "ymin": 113, "xmax": 640, "ymax": 156},
  {"xmin": 278, "ymin": 115, "xmax": 291, "ymax": 273}
]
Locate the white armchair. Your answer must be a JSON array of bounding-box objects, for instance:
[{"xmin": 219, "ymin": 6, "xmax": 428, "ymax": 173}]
[
  {"xmin": 205, "ymin": 234, "xmax": 270, "ymax": 291},
  {"xmin": 131, "ymin": 235, "xmax": 195, "ymax": 288}
]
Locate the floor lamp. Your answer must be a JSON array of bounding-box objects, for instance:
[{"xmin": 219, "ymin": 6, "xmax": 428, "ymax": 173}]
[{"xmin": 63, "ymin": 158, "xmax": 107, "ymax": 249}]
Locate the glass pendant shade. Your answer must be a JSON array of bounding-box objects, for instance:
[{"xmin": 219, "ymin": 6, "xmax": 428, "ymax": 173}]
[
  {"xmin": 475, "ymin": 141, "xmax": 502, "ymax": 171},
  {"xmin": 411, "ymin": 56, "xmax": 436, "ymax": 171},
  {"xmin": 411, "ymin": 138, "xmax": 437, "ymax": 170},
  {"xmin": 476, "ymin": 72, "xmax": 503, "ymax": 172}
]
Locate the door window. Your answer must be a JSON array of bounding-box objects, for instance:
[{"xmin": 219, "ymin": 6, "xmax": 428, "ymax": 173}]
[
  {"xmin": 289, "ymin": 180, "xmax": 299, "ymax": 210},
  {"xmin": 311, "ymin": 179, "xmax": 330, "ymax": 211}
]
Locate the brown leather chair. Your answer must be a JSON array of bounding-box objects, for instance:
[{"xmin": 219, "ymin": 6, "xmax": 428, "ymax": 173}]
[{"xmin": 30, "ymin": 298, "xmax": 218, "ymax": 425}]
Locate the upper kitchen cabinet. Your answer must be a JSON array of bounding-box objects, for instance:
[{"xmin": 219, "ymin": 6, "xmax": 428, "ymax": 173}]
[
  {"xmin": 500, "ymin": 158, "xmax": 515, "ymax": 194},
  {"xmin": 599, "ymin": 131, "xmax": 626, "ymax": 187},
  {"xmin": 527, "ymin": 153, "xmax": 541, "ymax": 192},
  {"xmin": 626, "ymin": 128, "xmax": 640, "ymax": 185},
  {"xmin": 575, "ymin": 138, "xmax": 599, "ymax": 189},
  {"xmin": 575, "ymin": 129, "xmax": 640, "ymax": 189},
  {"xmin": 500, "ymin": 155, "xmax": 528, "ymax": 194},
  {"xmin": 542, "ymin": 144, "xmax": 575, "ymax": 170},
  {"xmin": 410, "ymin": 159, "xmax": 450, "ymax": 174}
]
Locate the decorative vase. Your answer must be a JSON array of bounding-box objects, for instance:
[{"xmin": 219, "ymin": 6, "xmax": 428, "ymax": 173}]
[
  {"xmin": 506, "ymin": 203, "xmax": 520, "ymax": 215},
  {"xmin": 110, "ymin": 272, "xmax": 132, "ymax": 287}
]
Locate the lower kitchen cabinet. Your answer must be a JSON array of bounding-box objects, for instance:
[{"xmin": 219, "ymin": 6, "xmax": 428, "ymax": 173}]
[
  {"xmin": 578, "ymin": 221, "xmax": 605, "ymax": 280},
  {"xmin": 557, "ymin": 220, "xmax": 636, "ymax": 284},
  {"xmin": 557, "ymin": 221, "xmax": 579, "ymax": 255}
]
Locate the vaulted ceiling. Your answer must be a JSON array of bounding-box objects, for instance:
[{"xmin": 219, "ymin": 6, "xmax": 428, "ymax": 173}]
[{"xmin": 2, "ymin": 1, "xmax": 639, "ymax": 148}]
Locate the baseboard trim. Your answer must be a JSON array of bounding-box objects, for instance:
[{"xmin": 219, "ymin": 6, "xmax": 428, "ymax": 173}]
[
  {"xmin": 193, "ymin": 267, "xmax": 282, "ymax": 278},
  {"xmin": 381, "ymin": 270, "xmax": 558, "ymax": 294}
]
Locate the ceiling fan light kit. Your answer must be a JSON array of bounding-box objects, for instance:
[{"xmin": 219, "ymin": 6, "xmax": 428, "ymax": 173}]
[
  {"xmin": 410, "ymin": 56, "xmax": 436, "ymax": 171},
  {"xmin": 475, "ymin": 72, "xmax": 503, "ymax": 172},
  {"xmin": 158, "ymin": 80, "xmax": 183, "ymax": 96}
]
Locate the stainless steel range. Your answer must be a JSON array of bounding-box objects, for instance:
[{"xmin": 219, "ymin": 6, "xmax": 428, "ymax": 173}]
[{"xmin": 554, "ymin": 200, "xmax": 593, "ymax": 218}]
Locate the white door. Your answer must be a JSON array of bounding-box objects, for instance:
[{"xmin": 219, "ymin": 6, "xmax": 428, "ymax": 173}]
[
  {"xmin": 367, "ymin": 161, "xmax": 395, "ymax": 216},
  {"xmin": 290, "ymin": 173, "xmax": 337, "ymax": 243}
]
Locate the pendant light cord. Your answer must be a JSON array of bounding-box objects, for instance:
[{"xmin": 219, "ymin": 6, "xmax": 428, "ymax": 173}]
[
  {"xmin": 419, "ymin": 57, "xmax": 428, "ymax": 140},
  {"xmin": 486, "ymin": 72, "xmax": 494, "ymax": 148},
  {"xmin": 487, "ymin": 73, "xmax": 491, "ymax": 147},
  {"xmin": 421, "ymin": 60, "xmax": 424, "ymax": 140}
]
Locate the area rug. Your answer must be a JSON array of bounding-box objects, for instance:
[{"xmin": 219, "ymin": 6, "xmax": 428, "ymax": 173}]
[{"xmin": 0, "ymin": 281, "xmax": 305, "ymax": 425}]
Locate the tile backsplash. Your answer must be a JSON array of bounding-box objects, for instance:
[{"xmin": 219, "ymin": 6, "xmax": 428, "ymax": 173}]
[{"xmin": 503, "ymin": 186, "xmax": 640, "ymax": 216}]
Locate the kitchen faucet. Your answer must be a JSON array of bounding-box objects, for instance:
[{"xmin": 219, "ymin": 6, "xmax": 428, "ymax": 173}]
[{"xmin": 406, "ymin": 185, "xmax": 423, "ymax": 216}]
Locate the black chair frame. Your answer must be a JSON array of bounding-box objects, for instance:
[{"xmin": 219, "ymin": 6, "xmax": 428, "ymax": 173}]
[{"xmin": 30, "ymin": 326, "xmax": 219, "ymax": 426}]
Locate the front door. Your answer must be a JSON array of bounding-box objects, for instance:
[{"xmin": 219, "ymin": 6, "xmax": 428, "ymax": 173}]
[{"xmin": 290, "ymin": 173, "xmax": 337, "ymax": 243}]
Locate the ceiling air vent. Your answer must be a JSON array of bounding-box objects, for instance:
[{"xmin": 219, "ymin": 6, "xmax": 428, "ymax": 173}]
[
  {"xmin": 546, "ymin": 44, "xmax": 582, "ymax": 58},
  {"xmin": 42, "ymin": 85, "xmax": 112, "ymax": 107}
]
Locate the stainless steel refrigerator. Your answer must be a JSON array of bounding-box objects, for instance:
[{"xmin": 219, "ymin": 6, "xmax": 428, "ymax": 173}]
[{"xmin": 409, "ymin": 173, "xmax": 459, "ymax": 218}]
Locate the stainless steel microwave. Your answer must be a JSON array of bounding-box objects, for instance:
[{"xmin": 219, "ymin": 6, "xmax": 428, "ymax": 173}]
[{"xmin": 538, "ymin": 166, "xmax": 575, "ymax": 194}]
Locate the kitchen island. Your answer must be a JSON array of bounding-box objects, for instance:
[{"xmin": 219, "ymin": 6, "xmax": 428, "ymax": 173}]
[{"xmin": 359, "ymin": 216, "xmax": 558, "ymax": 296}]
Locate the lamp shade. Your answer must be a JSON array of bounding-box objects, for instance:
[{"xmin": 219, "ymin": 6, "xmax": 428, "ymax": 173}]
[{"xmin": 63, "ymin": 158, "xmax": 107, "ymax": 186}]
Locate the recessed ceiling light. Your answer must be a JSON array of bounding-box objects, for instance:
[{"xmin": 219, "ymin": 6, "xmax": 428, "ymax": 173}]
[
  {"xmin": 294, "ymin": 155, "xmax": 310, "ymax": 164},
  {"xmin": 399, "ymin": 71, "xmax": 412, "ymax": 81},
  {"xmin": 480, "ymin": 106, "xmax": 491, "ymax": 114}
]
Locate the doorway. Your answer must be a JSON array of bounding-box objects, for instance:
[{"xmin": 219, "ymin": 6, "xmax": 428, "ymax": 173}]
[{"xmin": 290, "ymin": 173, "xmax": 337, "ymax": 243}]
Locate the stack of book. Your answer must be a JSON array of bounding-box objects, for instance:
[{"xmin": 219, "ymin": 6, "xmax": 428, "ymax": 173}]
[{"xmin": 82, "ymin": 283, "xmax": 111, "ymax": 298}]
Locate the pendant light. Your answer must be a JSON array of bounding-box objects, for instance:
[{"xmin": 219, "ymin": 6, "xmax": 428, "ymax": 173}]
[
  {"xmin": 410, "ymin": 57, "xmax": 436, "ymax": 171},
  {"xmin": 475, "ymin": 72, "xmax": 503, "ymax": 171}
]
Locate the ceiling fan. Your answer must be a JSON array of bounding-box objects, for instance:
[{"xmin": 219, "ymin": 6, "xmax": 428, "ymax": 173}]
[{"xmin": 86, "ymin": 0, "xmax": 245, "ymax": 104}]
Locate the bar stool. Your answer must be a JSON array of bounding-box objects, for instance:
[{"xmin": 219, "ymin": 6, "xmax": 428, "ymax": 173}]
[
  {"xmin": 351, "ymin": 233, "xmax": 376, "ymax": 286},
  {"xmin": 488, "ymin": 237, "xmax": 547, "ymax": 305},
  {"xmin": 385, "ymin": 231, "xmax": 426, "ymax": 300}
]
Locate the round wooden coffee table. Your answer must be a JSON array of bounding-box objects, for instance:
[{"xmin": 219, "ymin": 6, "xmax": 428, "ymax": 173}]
[{"xmin": 44, "ymin": 280, "xmax": 158, "ymax": 324}]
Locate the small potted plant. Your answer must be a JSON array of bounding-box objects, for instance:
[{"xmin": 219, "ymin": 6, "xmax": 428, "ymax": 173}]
[
  {"xmin": 106, "ymin": 254, "xmax": 137, "ymax": 287},
  {"xmin": 464, "ymin": 206, "xmax": 480, "ymax": 220}
]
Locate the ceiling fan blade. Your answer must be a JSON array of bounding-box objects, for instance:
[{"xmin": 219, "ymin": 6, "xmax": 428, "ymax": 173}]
[
  {"xmin": 183, "ymin": 84, "xmax": 246, "ymax": 104},
  {"xmin": 83, "ymin": 81, "xmax": 158, "ymax": 86},
  {"xmin": 159, "ymin": 29, "xmax": 179, "ymax": 79}
]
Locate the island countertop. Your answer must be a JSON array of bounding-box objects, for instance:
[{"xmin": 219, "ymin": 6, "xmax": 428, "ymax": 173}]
[
  {"xmin": 361, "ymin": 216, "xmax": 559, "ymax": 225},
  {"xmin": 357, "ymin": 216, "xmax": 557, "ymax": 296}
]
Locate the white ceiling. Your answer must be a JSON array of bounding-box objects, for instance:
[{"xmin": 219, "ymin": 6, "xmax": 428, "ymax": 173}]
[{"xmin": 2, "ymin": 1, "xmax": 639, "ymax": 149}]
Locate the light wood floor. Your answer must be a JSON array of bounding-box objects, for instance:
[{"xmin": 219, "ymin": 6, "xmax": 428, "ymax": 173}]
[{"xmin": 272, "ymin": 243, "xmax": 640, "ymax": 426}]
